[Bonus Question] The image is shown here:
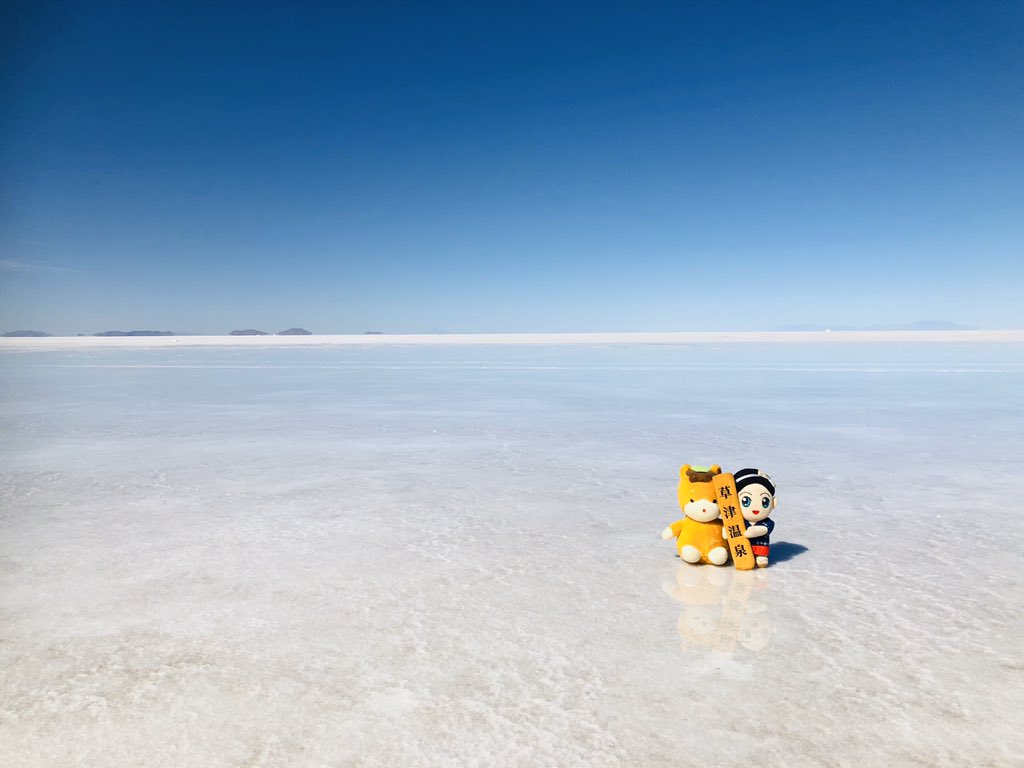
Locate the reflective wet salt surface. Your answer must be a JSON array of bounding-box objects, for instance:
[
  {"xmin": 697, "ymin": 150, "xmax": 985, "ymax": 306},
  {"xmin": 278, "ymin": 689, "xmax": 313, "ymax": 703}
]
[{"xmin": 2, "ymin": 342, "xmax": 1022, "ymax": 766}]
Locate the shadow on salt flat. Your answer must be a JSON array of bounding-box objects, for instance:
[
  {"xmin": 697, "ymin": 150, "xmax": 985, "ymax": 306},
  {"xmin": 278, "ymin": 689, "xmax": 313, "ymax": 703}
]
[{"xmin": 768, "ymin": 541, "xmax": 809, "ymax": 563}]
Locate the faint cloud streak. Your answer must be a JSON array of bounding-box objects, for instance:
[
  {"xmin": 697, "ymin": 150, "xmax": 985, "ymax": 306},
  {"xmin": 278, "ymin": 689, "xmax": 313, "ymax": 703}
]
[{"xmin": 0, "ymin": 259, "xmax": 77, "ymax": 273}]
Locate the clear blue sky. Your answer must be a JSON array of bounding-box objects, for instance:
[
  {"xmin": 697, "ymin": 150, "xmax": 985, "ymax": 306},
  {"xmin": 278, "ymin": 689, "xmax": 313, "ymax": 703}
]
[{"xmin": 2, "ymin": 1, "xmax": 1022, "ymax": 334}]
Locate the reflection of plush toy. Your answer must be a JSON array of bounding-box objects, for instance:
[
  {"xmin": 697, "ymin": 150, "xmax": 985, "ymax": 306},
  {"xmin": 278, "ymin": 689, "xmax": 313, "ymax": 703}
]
[
  {"xmin": 663, "ymin": 565, "xmax": 775, "ymax": 654},
  {"xmin": 661, "ymin": 464, "xmax": 729, "ymax": 565},
  {"xmin": 662, "ymin": 565, "xmax": 731, "ymax": 649},
  {"xmin": 737, "ymin": 603, "xmax": 775, "ymax": 652},
  {"xmin": 734, "ymin": 468, "xmax": 777, "ymax": 568}
]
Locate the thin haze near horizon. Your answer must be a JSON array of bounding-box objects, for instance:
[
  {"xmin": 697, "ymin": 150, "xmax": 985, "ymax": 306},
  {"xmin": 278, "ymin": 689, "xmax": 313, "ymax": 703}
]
[{"xmin": 2, "ymin": 1, "xmax": 1022, "ymax": 335}]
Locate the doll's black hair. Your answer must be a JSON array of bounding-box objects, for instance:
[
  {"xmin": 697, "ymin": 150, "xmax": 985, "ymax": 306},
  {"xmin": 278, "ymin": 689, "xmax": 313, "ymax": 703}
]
[{"xmin": 734, "ymin": 468, "xmax": 775, "ymax": 495}]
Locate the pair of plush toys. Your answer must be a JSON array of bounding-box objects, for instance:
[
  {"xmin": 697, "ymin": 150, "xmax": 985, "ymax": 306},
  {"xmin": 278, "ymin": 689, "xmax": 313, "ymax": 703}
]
[{"xmin": 660, "ymin": 464, "xmax": 777, "ymax": 567}]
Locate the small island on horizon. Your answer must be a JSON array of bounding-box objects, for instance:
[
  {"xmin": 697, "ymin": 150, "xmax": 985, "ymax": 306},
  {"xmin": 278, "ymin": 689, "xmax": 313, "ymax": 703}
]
[{"xmin": 229, "ymin": 328, "xmax": 314, "ymax": 335}]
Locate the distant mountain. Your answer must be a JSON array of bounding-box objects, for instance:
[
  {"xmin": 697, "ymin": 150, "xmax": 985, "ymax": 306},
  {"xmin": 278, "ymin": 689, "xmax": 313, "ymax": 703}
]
[
  {"xmin": 2, "ymin": 330, "xmax": 52, "ymax": 337},
  {"xmin": 777, "ymin": 320, "xmax": 977, "ymax": 332},
  {"xmin": 777, "ymin": 324, "xmax": 842, "ymax": 332},
  {"xmin": 277, "ymin": 328, "xmax": 312, "ymax": 335},
  {"xmin": 229, "ymin": 329, "xmax": 268, "ymax": 336},
  {"xmin": 94, "ymin": 330, "xmax": 175, "ymax": 337},
  {"xmin": 895, "ymin": 320, "xmax": 977, "ymax": 331}
]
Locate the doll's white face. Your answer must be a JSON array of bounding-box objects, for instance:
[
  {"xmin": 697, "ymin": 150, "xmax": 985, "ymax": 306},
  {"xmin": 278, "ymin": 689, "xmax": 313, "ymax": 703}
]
[{"xmin": 738, "ymin": 482, "xmax": 775, "ymax": 522}]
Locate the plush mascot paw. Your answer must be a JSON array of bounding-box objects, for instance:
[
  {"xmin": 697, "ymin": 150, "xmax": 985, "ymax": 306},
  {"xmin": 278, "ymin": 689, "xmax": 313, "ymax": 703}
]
[
  {"xmin": 680, "ymin": 545, "xmax": 702, "ymax": 564},
  {"xmin": 708, "ymin": 546, "xmax": 729, "ymax": 566}
]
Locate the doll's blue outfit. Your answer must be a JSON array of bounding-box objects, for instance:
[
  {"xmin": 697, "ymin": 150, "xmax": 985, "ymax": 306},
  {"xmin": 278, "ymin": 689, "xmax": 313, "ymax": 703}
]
[{"xmin": 748, "ymin": 518, "xmax": 775, "ymax": 559}]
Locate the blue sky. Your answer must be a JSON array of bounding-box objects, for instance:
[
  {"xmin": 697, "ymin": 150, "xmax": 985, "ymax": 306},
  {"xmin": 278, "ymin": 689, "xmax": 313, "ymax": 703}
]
[{"xmin": 2, "ymin": 1, "xmax": 1022, "ymax": 334}]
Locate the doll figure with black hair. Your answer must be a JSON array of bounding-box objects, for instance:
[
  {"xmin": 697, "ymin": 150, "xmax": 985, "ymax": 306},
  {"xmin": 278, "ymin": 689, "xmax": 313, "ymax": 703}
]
[{"xmin": 734, "ymin": 468, "xmax": 777, "ymax": 568}]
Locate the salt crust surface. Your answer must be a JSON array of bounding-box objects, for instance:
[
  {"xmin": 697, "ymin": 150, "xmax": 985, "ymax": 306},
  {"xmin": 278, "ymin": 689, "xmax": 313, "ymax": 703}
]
[{"xmin": 1, "ymin": 341, "xmax": 1022, "ymax": 767}]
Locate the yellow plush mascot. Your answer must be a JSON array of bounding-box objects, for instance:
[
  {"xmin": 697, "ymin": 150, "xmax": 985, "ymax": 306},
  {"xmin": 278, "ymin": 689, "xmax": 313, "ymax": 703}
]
[{"xmin": 661, "ymin": 464, "xmax": 729, "ymax": 565}]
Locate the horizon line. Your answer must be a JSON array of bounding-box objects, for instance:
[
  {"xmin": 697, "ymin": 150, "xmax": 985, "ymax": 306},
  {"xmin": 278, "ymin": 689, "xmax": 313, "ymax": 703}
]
[{"xmin": 3, "ymin": 330, "xmax": 1024, "ymax": 349}]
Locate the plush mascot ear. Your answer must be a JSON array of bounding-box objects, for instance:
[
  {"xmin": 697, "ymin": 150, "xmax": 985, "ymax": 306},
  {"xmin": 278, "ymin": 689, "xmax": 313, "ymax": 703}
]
[
  {"xmin": 679, "ymin": 464, "xmax": 691, "ymax": 479},
  {"xmin": 710, "ymin": 464, "xmax": 722, "ymax": 474}
]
